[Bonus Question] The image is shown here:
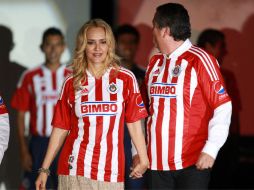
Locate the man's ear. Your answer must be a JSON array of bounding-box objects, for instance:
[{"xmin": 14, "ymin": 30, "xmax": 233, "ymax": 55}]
[{"xmin": 162, "ymin": 27, "xmax": 170, "ymax": 38}]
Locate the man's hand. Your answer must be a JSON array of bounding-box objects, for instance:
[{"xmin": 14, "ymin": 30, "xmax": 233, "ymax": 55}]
[{"xmin": 196, "ymin": 152, "xmax": 215, "ymax": 170}]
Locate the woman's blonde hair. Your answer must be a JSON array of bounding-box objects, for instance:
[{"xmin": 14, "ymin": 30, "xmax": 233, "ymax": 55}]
[{"xmin": 70, "ymin": 18, "xmax": 120, "ymax": 90}]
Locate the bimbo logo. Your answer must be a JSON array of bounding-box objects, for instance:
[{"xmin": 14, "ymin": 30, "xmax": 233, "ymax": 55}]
[
  {"xmin": 213, "ymin": 81, "xmax": 225, "ymax": 94},
  {"xmin": 81, "ymin": 101, "xmax": 118, "ymax": 116},
  {"xmin": 150, "ymin": 82, "xmax": 177, "ymax": 98}
]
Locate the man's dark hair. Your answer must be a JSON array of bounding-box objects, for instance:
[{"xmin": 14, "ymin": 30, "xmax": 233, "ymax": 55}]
[
  {"xmin": 197, "ymin": 29, "xmax": 225, "ymax": 48},
  {"xmin": 153, "ymin": 3, "xmax": 191, "ymax": 41},
  {"xmin": 42, "ymin": 27, "xmax": 64, "ymax": 44},
  {"xmin": 114, "ymin": 24, "xmax": 140, "ymax": 43}
]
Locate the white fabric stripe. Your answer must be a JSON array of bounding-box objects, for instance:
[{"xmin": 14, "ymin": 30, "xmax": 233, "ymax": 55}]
[
  {"xmin": 150, "ymin": 57, "xmax": 165, "ymax": 170},
  {"xmin": 174, "ymin": 59, "xmax": 188, "ymax": 169},
  {"xmin": 110, "ymin": 79, "xmax": 123, "ymax": 182},
  {"xmin": 120, "ymin": 68, "xmax": 139, "ymax": 93},
  {"xmin": 161, "ymin": 58, "xmax": 170, "ymax": 170},
  {"xmin": 147, "ymin": 59, "xmax": 160, "ymax": 102},
  {"xmin": 192, "ymin": 46, "xmax": 219, "ymax": 80},
  {"xmin": 188, "ymin": 49, "xmax": 215, "ymax": 81},
  {"xmin": 33, "ymin": 75, "xmax": 43, "ymax": 135},
  {"xmin": 97, "ymin": 73, "xmax": 110, "ymax": 181},
  {"xmin": 190, "ymin": 69, "xmax": 198, "ymax": 105},
  {"xmin": 84, "ymin": 77, "xmax": 96, "ymax": 179},
  {"xmin": 70, "ymin": 91, "xmax": 84, "ymax": 175},
  {"xmin": 46, "ymin": 103, "xmax": 53, "ymax": 136},
  {"xmin": 59, "ymin": 76, "xmax": 73, "ymax": 100},
  {"xmin": 46, "ymin": 68, "xmax": 53, "ymax": 136}
]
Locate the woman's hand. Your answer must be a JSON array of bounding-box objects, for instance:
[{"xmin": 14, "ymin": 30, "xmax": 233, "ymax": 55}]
[
  {"xmin": 35, "ymin": 172, "xmax": 48, "ymax": 190},
  {"xmin": 129, "ymin": 155, "xmax": 149, "ymax": 179}
]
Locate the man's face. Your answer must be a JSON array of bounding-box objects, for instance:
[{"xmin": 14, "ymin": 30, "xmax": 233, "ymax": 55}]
[
  {"xmin": 117, "ymin": 33, "xmax": 138, "ymax": 61},
  {"xmin": 41, "ymin": 35, "xmax": 65, "ymax": 64}
]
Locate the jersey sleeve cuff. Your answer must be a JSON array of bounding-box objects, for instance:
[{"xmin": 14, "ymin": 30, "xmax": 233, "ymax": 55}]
[{"xmin": 202, "ymin": 141, "xmax": 220, "ymax": 159}]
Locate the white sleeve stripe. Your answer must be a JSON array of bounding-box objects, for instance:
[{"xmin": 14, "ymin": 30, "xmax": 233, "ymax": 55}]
[
  {"xmin": 188, "ymin": 49, "xmax": 215, "ymax": 81},
  {"xmin": 190, "ymin": 47, "xmax": 218, "ymax": 80},
  {"xmin": 59, "ymin": 76, "xmax": 73, "ymax": 100},
  {"xmin": 192, "ymin": 46, "xmax": 219, "ymax": 80},
  {"xmin": 120, "ymin": 68, "xmax": 139, "ymax": 92},
  {"xmin": 120, "ymin": 69, "xmax": 139, "ymax": 93}
]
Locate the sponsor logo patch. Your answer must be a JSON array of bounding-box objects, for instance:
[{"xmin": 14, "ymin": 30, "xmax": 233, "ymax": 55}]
[
  {"xmin": 136, "ymin": 94, "xmax": 145, "ymax": 107},
  {"xmin": 213, "ymin": 81, "xmax": 225, "ymax": 94},
  {"xmin": 81, "ymin": 101, "xmax": 118, "ymax": 116},
  {"xmin": 150, "ymin": 82, "xmax": 177, "ymax": 98}
]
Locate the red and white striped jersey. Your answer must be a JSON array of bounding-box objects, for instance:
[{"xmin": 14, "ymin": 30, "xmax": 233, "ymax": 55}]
[
  {"xmin": 142, "ymin": 39, "xmax": 231, "ymax": 171},
  {"xmin": 0, "ymin": 95, "xmax": 9, "ymax": 164},
  {"xmin": 11, "ymin": 64, "xmax": 71, "ymax": 137},
  {"xmin": 52, "ymin": 67, "xmax": 147, "ymax": 182}
]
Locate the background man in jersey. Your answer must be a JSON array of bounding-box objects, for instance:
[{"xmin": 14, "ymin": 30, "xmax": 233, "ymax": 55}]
[
  {"xmin": 141, "ymin": 3, "xmax": 232, "ymax": 189},
  {"xmin": 197, "ymin": 29, "xmax": 241, "ymax": 189},
  {"xmin": 11, "ymin": 28, "xmax": 71, "ymax": 189},
  {"xmin": 0, "ymin": 95, "xmax": 10, "ymax": 165},
  {"xmin": 115, "ymin": 24, "xmax": 147, "ymax": 190}
]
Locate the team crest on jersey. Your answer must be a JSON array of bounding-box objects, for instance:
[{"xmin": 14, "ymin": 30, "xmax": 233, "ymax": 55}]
[
  {"xmin": 171, "ymin": 65, "xmax": 181, "ymax": 77},
  {"xmin": 107, "ymin": 82, "xmax": 118, "ymax": 94},
  {"xmin": 136, "ymin": 94, "xmax": 145, "ymax": 107},
  {"xmin": 213, "ymin": 81, "xmax": 225, "ymax": 94}
]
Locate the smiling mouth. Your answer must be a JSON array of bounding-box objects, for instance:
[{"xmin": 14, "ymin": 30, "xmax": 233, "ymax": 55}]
[{"xmin": 93, "ymin": 53, "xmax": 103, "ymax": 57}]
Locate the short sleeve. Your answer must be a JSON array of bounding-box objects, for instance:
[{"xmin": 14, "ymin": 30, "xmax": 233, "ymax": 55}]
[
  {"xmin": 198, "ymin": 56, "xmax": 231, "ymax": 109},
  {"xmin": 125, "ymin": 73, "xmax": 148, "ymax": 123},
  {"xmin": 11, "ymin": 72, "xmax": 30, "ymax": 111},
  {"xmin": 52, "ymin": 77, "xmax": 72, "ymax": 130}
]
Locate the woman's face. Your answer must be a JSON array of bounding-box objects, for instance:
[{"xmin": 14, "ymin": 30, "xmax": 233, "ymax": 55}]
[{"xmin": 85, "ymin": 27, "xmax": 109, "ymax": 66}]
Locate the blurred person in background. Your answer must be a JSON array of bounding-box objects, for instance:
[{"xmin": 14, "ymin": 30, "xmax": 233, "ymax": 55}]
[
  {"xmin": 0, "ymin": 25, "xmax": 26, "ymax": 188},
  {"xmin": 0, "ymin": 95, "xmax": 10, "ymax": 165},
  {"xmin": 115, "ymin": 24, "xmax": 147, "ymax": 190},
  {"xmin": 11, "ymin": 27, "xmax": 71, "ymax": 190},
  {"xmin": 35, "ymin": 19, "xmax": 149, "ymax": 190},
  {"xmin": 197, "ymin": 28, "xmax": 241, "ymax": 189}
]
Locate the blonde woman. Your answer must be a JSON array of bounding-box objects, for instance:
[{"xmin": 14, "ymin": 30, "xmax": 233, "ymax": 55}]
[{"xmin": 35, "ymin": 19, "xmax": 149, "ymax": 190}]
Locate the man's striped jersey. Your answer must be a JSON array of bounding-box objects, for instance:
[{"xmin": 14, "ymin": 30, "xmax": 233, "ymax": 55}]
[
  {"xmin": 142, "ymin": 39, "xmax": 231, "ymax": 171},
  {"xmin": 11, "ymin": 64, "xmax": 71, "ymax": 137},
  {"xmin": 52, "ymin": 67, "xmax": 147, "ymax": 182}
]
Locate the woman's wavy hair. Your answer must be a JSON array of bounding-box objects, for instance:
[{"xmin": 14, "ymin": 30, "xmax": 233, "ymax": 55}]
[{"xmin": 70, "ymin": 19, "xmax": 120, "ymax": 90}]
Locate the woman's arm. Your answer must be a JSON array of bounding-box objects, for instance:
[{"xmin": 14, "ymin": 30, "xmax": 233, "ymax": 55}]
[
  {"xmin": 127, "ymin": 120, "xmax": 149, "ymax": 178},
  {"xmin": 35, "ymin": 127, "xmax": 68, "ymax": 190}
]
